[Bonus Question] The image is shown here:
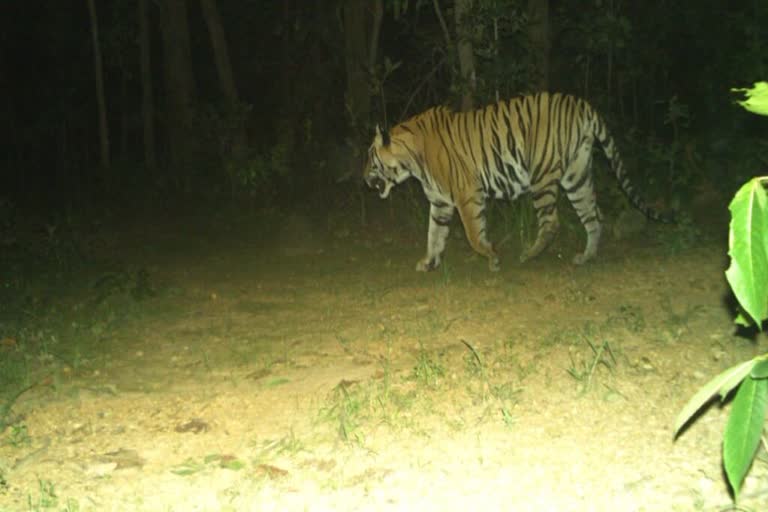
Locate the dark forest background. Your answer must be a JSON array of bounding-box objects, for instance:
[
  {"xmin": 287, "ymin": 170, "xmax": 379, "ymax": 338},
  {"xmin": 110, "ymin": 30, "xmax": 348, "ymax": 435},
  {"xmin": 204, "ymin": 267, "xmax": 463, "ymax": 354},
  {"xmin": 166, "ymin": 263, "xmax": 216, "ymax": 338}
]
[{"xmin": 1, "ymin": 0, "xmax": 767, "ymax": 218}]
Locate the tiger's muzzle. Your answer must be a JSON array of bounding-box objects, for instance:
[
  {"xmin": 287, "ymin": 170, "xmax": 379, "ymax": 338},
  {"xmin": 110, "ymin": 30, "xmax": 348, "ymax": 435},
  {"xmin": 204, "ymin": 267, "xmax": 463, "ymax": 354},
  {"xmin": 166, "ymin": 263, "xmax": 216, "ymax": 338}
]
[{"xmin": 365, "ymin": 174, "xmax": 393, "ymax": 198}]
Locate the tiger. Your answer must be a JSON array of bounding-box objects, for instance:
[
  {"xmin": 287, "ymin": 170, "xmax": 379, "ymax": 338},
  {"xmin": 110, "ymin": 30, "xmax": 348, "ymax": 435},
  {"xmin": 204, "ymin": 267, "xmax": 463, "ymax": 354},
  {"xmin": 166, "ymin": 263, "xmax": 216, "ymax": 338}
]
[{"xmin": 364, "ymin": 92, "xmax": 672, "ymax": 272}]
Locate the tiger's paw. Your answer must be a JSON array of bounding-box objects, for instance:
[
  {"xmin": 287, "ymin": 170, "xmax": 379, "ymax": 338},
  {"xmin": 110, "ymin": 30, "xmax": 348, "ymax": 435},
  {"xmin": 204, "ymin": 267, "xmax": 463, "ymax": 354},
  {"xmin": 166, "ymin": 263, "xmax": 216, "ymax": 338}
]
[
  {"xmin": 488, "ymin": 257, "xmax": 500, "ymax": 272},
  {"xmin": 416, "ymin": 257, "xmax": 438, "ymax": 272},
  {"xmin": 572, "ymin": 251, "xmax": 595, "ymax": 265}
]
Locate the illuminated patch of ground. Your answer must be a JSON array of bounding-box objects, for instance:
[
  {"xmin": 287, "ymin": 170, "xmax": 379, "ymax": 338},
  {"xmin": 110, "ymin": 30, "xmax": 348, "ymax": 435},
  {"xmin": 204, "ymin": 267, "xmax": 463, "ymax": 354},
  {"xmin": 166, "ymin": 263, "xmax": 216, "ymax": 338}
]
[{"xmin": 2, "ymin": 215, "xmax": 767, "ymax": 511}]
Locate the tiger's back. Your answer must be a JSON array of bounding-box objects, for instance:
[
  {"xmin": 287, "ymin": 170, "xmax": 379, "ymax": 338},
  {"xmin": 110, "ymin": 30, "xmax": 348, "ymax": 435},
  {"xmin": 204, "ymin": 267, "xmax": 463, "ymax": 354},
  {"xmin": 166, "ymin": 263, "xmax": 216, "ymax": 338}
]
[{"xmin": 365, "ymin": 92, "xmax": 670, "ymax": 271}]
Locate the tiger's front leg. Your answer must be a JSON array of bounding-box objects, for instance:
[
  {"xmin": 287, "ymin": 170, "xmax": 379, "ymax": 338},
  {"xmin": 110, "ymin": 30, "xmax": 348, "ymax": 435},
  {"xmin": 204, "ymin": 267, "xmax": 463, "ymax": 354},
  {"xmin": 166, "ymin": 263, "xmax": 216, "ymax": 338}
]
[{"xmin": 416, "ymin": 202, "xmax": 455, "ymax": 271}]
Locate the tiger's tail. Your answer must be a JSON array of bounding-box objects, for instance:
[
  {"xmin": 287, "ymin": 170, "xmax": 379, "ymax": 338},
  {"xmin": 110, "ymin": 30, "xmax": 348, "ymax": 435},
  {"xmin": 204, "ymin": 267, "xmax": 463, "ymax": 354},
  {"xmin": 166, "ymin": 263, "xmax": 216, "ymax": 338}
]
[{"xmin": 593, "ymin": 114, "xmax": 675, "ymax": 223}]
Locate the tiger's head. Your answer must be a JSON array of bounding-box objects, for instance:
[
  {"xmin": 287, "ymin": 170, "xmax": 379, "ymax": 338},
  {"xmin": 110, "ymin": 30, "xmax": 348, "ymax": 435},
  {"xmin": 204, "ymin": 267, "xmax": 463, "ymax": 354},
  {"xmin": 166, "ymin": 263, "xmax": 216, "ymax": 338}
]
[{"xmin": 364, "ymin": 125, "xmax": 417, "ymax": 199}]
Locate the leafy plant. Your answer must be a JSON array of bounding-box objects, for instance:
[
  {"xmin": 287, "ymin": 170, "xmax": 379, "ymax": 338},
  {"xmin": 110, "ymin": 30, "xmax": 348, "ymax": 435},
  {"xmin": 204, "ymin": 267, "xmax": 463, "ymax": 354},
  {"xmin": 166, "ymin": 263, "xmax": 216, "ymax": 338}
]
[
  {"xmin": 412, "ymin": 342, "xmax": 445, "ymax": 389},
  {"xmin": 60, "ymin": 498, "xmax": 80, "ymax": 512},
  {"xmin": 674, "ymin": 80, "xmax": 768, "ymax": 505},
  {"xmin": 567, "ymin": 336, "xmax": 616, "ymax": 394},
  {"xmin": 733, "ymin": 82, "xmax": 768, "ymax": 115},
  {"xmin": 225, "ymin": 148, "xmax": 289, "ymax": 201},
  {"xmin": 27, "ymin": 478, "xmax": 58, "ymax": 510},
  {"xmin": 5, "ymin": 423, "xmax": 31, "ymax": 447},
  {"xmin": 322, "ymin": 380, "xmax": 364, "ymax": 443}
]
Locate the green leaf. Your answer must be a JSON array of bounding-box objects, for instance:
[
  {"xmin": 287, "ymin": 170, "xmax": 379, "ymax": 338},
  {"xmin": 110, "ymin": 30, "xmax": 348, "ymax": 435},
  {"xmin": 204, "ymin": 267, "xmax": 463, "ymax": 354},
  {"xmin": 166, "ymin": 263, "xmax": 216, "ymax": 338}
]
[
  {"xmin": 170, "ymin": 458, "xmax": 204, "ymax": 476},
  {"xmin": 718, "ymin": 358, "xmax": 761, "ymax": 398},
  {"xmin": 724, "ymin": 179, "xmax": 768, "ymax": 329},
  {"xmin": 732, "ymin": 82, "xmax": 768, "ymax": 116},
  {"xmin": 723, "ymin": 376, "xmax": 768, "ymax": 501},
  {"xmin": 674, "ymin": 359, "xmax": 757, "ymax": 435},
  {"xmin": 171, "ymin": 468, "xmax": 199, "ymax": 476},
  {"xmin": 203, "ymin": 454, "xmax": 221, "ymax": 464},
  {"xmin": 220, "ymin": 458, "xmax": 245, "ymax": 471},
  {"xmin": 751, "ymin": 358, "xmax": 768, "ymax": 379}
]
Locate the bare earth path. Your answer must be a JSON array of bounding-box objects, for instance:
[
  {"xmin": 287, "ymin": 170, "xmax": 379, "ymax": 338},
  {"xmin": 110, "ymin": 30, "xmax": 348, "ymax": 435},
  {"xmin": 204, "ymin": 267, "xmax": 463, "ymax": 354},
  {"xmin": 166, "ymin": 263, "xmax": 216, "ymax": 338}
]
[{"xmin": 2, "ymin": 213, "xmax": 767, "ymax": 511}]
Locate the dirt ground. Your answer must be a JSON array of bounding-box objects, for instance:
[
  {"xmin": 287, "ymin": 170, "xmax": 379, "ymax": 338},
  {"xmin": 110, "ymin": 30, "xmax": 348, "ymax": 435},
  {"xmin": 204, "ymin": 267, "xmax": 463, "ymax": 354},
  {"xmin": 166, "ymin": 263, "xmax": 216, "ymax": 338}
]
[{"xmin": 1, "ymin": 207, "xmax": 767, "ymax": 511}]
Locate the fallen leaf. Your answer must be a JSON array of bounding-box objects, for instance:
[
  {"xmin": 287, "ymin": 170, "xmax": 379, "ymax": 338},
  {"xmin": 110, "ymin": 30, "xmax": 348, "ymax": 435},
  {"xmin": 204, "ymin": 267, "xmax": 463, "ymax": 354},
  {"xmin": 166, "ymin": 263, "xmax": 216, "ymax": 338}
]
[
  {"xmin": 0, "ymin": 337, "xmax": 17, "ymax": 350},
  {"xmin": 255, "ymin": 464, "xmax": 289, "ymax": 479}
]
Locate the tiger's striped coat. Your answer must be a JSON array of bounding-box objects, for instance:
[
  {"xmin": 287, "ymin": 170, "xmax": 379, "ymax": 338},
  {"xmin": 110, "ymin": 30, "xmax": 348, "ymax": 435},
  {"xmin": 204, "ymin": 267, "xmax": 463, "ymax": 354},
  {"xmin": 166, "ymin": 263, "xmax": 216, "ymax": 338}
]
[{"xmin": 364, "ymin": 92, "xmax": 669, "ymax": 271}]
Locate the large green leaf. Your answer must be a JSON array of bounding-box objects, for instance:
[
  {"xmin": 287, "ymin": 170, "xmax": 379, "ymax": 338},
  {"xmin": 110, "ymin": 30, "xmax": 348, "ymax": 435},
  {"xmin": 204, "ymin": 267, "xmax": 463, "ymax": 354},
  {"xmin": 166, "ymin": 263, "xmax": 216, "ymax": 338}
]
[
  {"xmin": 751, "ymin": 358, "xmax": 768, "ymax": 379},
  {"xmin": 724, "ymin": 179, "xmax": 768, "ymax": 329},
  {"xmin": 674, "ymin": 359, "xmax": 757, "ymax": 435},
  {"xmin": 723, "ymin": 376, "xmax": 768, "ymax": 501}
]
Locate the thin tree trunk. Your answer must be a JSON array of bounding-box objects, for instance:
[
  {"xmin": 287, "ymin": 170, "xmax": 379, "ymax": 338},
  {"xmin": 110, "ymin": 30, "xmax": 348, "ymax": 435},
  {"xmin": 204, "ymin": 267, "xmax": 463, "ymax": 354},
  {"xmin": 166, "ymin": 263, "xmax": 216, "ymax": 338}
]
[
  {"xmin": 368, "ymin": 0, "xmax": 385, "ymax": 124},
  {"xmin": 120, "ymin": 74, "xmax": 129, "ymax": 157},
  {"xmin": 86, "ymin": 0, "xmax": 110, "ymax": 170},
  {"xmin": 606, "ymin": 0, "xmax": 616, "ymax": 95},
  {"xmin": 632, "ymin": 75, "xmax": 638, "ymax": 126},
  {"xmin": 527, "ymin": 0, "xmax": 550, "ymax": 91},
  {"xmin": 432, "ymin": 0, "xmax": 452, "ymax": 49},
  {"xmin": 200, "ymin": 0, "xmax": 237, "ymax": 101},
  {"xmin": 454, "ymin": 0, "xmax": 476, "ymax": 111},
  {"xmin": 343, "ymin": 1, "xmax": 382, "ymax": 225},
  {"xmin": 343, "ymin": 0, "xmax": 370, "ymax": 132},
  {"xmin": 368, "ymin": 0, "xmax": 383, "ymax": 71},
  {"xmin": 159, "ymin": 0, "xmax": 197, "ymax": 183},
  {"xmin": 199, "ymin": 0, "xmax": 247, "ymax": 161},
  {"xmin": 277, "ymin": 0, "xmax": 297, "ymax": 155},
  {"xmin": 138, "ymin": 0, "xmax": 156, "ymax": 169}
]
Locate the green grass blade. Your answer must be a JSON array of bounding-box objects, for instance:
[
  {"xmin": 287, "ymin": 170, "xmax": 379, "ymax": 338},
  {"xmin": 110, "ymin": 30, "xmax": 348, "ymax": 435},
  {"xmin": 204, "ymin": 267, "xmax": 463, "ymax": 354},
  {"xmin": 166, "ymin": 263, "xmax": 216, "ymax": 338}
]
[
  {"xmin": 724, "ymin": 178, "xmax": 768, "ymax": 329},
  {"xmin": 723, "ymin": 376, "xmax": 768, "ymax": 501},
  {"xmin": 674, "ymin": 359, "xmax": 757, "ymax": 435}
]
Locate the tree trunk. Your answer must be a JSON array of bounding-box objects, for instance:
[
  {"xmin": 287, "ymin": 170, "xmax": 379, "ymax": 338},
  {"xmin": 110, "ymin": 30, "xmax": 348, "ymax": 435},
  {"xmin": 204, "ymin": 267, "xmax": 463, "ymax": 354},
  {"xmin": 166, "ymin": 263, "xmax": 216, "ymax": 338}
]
[
  {"xmin": 343, "ymin": 1, "xmax": 383, "ymax": 225},
  {"xmin": 158, "ymin": 0, "xmax": 197, "ymax": 182},
  {"xmin": 277, "ymin": 0, "xmax": 297, "ymax": 155},
  {"xmin": 343, "ymin": 0, "xmax": 371, "ymax": 133},
  {"xmin": 527, "ymin": 0, "xmax": 550, "ymax": 91},
  {"xmin": 119, "ymin": 74, "xmax": 130, "ymax": 158},
  {"xmin": 138, "ymin": 0, "xmax": 156, "ymax": 169},
  {"xmin": 200, "ymin": 0, "xmax": 237, "ymax": 101},
  {"xmin": 199, "ymin": 0, "xmax": 247, "ymax": 161},
  {"xmin": 86, "ymin": 0, "xmax": 110, "ymax": 171},
  {"xmin": 368, "ymin": 0, "xmax": 383, "ymax": 73},
  {"xmin": 454, "ymin": 0, "xmax": 476, "ymax": 111}
]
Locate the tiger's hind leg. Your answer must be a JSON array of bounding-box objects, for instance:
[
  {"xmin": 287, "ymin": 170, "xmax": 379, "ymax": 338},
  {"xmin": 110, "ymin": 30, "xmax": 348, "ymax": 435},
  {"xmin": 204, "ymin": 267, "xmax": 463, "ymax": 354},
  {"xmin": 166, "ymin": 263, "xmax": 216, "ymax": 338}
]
[
  {"xmin": 562, "ymin": 149, "xmax": 602, "ymax": 265},
  {"xmin": 520, "ymin": 180, "xmax": 560, "ymax": 263},
  {"xmin": 456, "ymin": 196, "xmax": 500, "ymax": 272}
]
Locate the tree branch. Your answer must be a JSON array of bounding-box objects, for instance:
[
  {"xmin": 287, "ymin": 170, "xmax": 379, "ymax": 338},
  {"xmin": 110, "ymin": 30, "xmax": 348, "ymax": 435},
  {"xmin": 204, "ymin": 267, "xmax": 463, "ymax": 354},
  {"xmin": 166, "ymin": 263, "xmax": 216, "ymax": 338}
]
[
  {"xmin": 368, "ymin": 0, "xmax": 383, "ymax": 70},
  {"xmin": 432, "ymin": 0, "xmax": 452, "ymax": 49}
]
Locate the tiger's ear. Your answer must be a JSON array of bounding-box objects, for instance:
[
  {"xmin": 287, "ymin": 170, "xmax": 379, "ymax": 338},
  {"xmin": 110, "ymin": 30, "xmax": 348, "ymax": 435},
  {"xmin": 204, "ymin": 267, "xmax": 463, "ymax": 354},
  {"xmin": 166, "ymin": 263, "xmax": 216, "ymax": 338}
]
[{"xmin": 375, "ymin": 124, "xmax": 391, "ymax": 147}]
